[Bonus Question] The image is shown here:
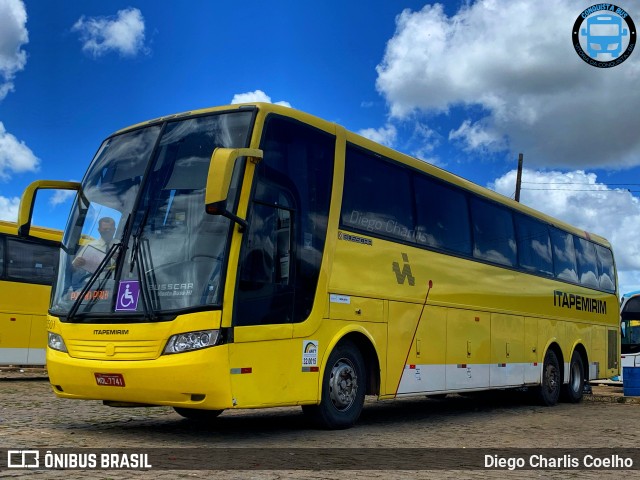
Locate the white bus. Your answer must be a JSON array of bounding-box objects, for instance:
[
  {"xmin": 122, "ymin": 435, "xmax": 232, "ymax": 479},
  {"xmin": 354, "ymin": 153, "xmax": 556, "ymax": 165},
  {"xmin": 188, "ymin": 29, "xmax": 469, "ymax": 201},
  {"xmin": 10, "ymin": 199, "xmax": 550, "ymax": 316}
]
[{"xmin": 620, "ymin": 291, "xmax": 640, "ymax": 380}]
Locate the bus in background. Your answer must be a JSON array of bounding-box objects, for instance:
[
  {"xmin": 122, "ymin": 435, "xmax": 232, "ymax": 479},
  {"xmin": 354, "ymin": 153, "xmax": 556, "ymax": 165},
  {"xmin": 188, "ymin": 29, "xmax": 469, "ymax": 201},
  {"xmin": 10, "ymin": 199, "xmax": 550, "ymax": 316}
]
[
  {"xmin": 39, "ymin": 104, "xmax": 619, "ymax": 429},
  {"xmin": 0, "ymin": 220, "xmax": 61, "ymax": 365},
  {"xmin": 0, "ymin": 180, "xmax": 81, "ymax": 366},
  {"xmin": 620, "ymin": 291, "xmax": 640, "ymax": 380}
]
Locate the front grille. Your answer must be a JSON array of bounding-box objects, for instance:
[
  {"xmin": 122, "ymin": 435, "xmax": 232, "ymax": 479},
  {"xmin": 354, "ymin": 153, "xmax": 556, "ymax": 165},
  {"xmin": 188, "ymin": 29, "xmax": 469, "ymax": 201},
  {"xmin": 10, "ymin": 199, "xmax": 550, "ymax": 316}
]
[{"xmin": 67, "ymin": 339, "xmax": 163, "ymax": 360}]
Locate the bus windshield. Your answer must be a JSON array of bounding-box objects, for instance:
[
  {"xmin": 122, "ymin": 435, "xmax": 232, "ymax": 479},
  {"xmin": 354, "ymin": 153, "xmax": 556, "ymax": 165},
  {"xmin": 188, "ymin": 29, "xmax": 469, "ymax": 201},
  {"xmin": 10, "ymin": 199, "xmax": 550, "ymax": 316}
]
[{"xmin": 51, "ymin": 110, "xmax": 254, "ymax": 320}]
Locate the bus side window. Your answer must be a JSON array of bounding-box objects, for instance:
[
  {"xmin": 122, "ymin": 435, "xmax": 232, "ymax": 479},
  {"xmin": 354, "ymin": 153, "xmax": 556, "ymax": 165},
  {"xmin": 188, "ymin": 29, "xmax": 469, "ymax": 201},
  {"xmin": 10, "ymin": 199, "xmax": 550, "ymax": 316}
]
[
  {"xmin": 549, "ymin": 227, "xmax": 578, "ymax": 283},
  {"xmin": 595, "ymin": 244, "xmax": 615, "ymax": 292},
  {"xmin": 514, "ymin": 213, "xmax": 553, "ymax": 276},
  {"xmin": 6, "ymin": 238, "xmax": 59, "ymax": 285},
  {"xmin": 414, "ymin": 176, "xmax": 471, "ymax": 255},
  {"xmin": 341, "ymin": 145, "xmax": 414, "ymax": 243},
  {"xmin": 574, "ymin": 236, "xmax": 599, "ymax": 288},
  {"xmin": 469, "ymin": 197, "xmax": 516, "ymax": 267}
]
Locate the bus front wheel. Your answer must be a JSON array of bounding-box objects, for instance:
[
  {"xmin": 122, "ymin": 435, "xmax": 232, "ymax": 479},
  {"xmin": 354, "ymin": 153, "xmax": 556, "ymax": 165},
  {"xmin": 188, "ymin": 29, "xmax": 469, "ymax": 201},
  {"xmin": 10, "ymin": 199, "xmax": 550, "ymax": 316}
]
[
  {"xmin": 561, "ymin": 350, "xmax": 585, "ymax": 403},
  {"xmin": 302, "ymin": 340, "xmax": 366, "ymax": 429},
  {"xmin": 537, "ymin": 349, "xmax": 561, "ymax": 406}
]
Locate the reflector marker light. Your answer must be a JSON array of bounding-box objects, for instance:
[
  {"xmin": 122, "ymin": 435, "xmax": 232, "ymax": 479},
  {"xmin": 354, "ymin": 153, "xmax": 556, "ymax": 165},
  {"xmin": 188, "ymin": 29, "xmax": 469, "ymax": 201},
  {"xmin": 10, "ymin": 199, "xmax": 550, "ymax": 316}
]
[{"xmin": 230, "ymin": 367, "xmax": 252, "ymax": 374}]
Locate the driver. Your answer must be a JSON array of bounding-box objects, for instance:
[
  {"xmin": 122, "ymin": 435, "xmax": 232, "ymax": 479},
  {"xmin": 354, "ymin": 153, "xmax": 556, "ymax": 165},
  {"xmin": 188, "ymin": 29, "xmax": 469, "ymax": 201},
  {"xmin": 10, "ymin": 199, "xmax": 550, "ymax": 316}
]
[{"xmin": 72, "ymin": 217, "xmax": 116, "ymax": 272}]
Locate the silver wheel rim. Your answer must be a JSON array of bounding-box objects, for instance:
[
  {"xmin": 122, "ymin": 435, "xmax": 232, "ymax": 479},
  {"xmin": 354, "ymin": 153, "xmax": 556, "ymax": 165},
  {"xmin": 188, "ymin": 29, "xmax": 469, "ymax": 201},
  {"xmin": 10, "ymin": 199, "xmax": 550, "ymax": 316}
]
[
  {"xmin": 544, "ymin": 361, "xmax": 559, "ymax": 394},
  {"xmin": 328, "ymin": 358, "xmax": 358, "ymax": 411}
]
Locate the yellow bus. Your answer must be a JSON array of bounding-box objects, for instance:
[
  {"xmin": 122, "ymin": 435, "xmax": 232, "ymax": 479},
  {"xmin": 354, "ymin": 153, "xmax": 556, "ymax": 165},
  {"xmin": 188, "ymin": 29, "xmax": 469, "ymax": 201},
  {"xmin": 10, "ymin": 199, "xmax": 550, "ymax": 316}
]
[
  {"xmin": 40, "ymin": 103, "xmax": 619, "ymax": 429},
  {"xmin": 0, "ymin": 220, "xmax": 61, "ymax": 365},
  {"xmin": 1, "ymin": 180, "xmax": 79, "ymax": 366}
]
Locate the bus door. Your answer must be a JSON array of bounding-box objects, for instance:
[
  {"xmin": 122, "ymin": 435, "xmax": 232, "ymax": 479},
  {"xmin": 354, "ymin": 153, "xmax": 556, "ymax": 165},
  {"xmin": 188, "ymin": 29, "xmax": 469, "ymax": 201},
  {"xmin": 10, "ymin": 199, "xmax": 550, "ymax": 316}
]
[
  {"xmin": 17, "ymin": 180, "xmax": 81, "ymax": 238},
  {"xmin": 226, "ymin": 115, "xmax": 335, "ymax": 407}
]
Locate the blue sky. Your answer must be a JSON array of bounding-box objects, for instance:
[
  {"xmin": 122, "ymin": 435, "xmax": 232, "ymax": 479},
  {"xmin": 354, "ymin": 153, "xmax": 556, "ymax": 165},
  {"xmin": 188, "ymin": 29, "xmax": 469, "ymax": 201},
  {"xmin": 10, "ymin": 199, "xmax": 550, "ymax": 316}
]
[{"xmin": 1, "ymin": 0, "xmax": 640, "ymax": 293}]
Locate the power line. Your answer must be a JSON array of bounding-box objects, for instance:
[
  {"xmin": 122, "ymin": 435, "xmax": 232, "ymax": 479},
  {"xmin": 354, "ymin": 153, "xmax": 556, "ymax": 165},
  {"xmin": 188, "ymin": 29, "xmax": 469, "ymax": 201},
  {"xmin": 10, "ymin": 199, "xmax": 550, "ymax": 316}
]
[
  {"xmin": 521, "ymin": 188, "xmax": 640, "ymax": 193},
  {"xmin": 522, "ymin": 181, "xmax": 640, "ymax": 186}
]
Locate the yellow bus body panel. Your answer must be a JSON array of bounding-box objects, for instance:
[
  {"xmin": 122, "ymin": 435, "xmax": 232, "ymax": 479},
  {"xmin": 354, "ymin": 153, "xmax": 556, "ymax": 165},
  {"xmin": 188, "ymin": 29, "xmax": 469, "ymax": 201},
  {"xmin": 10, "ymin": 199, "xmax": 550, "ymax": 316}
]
[
  {"xmin": 47, "ymin": 311, "xmax": 235, "ymax": 408},
  {"xmin": 329, "ymin": 228, "xmax": 619, "ymax": 394}
]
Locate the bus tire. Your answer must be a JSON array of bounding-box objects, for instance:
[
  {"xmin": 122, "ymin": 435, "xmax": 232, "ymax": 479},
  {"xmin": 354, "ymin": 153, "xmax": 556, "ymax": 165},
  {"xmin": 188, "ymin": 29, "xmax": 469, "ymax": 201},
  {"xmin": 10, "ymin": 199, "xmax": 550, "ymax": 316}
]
[
  {"xmin": 537, "ymin": 349, "xmax": 561, "ymax": 406},
  {"xmin": 302, "ymin": 341, "xmax": 365, "ymax": 430},
  {"xmin": 173, "ymin": 407, "xmax": 223, "ymax": 421},
  {"xmin": 561, "ymin": 351, "xmax": 584, "ymax": 403}
]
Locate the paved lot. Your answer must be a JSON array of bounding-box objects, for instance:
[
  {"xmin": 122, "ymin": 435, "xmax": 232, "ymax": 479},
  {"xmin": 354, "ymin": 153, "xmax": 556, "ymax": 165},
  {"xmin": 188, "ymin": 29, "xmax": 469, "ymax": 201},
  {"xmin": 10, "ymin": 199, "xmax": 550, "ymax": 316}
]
[{"xmin": 1, "ymin": 369, "xmax": 640, "ymax": 479}]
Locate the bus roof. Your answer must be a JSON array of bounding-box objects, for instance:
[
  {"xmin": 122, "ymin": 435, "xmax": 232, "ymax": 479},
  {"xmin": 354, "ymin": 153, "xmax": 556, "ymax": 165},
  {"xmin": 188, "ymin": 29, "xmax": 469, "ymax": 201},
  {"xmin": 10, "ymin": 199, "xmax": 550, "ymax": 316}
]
[
  {"xmin": 0, "ymin": 219, "xmax": 63, "ymax": 243},
  {"xmin": 111, "ymin": 102, "xmax": 612, "ymax": 249}
]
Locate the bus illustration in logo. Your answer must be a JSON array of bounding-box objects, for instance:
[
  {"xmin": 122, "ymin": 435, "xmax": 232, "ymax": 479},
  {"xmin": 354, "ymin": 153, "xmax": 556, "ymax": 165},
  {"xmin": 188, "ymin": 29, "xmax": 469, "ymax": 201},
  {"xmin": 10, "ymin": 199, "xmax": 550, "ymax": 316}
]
[{"xmin": 581, "ymin": 14, "xmax": 629, "ymax": 58}]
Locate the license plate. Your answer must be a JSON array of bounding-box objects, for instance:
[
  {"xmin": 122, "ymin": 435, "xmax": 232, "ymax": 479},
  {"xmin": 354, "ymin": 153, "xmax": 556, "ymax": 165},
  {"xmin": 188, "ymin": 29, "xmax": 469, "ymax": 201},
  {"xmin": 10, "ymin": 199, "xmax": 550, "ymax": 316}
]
[{"xmin": 94, "ymin": 373, "xmax": 125, "ymax": 387}]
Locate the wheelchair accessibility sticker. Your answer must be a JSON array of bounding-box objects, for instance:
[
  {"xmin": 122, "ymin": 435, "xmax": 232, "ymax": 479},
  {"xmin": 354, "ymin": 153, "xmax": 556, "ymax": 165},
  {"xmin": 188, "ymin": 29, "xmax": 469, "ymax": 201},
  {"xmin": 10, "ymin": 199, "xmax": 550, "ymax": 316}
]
[{"xmin": 115, "ymin": 281, "xmax": 140, "ymax": 311}]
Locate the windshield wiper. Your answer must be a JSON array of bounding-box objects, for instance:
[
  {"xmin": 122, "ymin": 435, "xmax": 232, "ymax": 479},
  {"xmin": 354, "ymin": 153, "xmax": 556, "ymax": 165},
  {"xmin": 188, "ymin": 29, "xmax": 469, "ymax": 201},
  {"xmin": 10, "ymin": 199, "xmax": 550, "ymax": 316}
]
[
  {"xmin": 129, "ymin": 206, "xmax": 158, "ymax": 321},
  {"xmin": 129, "ymin": 206, "xmax": 150, "ymax": 273},
  {"xmin": 67, "ymin": 242, "xmax": 121, "ymax": 321}
]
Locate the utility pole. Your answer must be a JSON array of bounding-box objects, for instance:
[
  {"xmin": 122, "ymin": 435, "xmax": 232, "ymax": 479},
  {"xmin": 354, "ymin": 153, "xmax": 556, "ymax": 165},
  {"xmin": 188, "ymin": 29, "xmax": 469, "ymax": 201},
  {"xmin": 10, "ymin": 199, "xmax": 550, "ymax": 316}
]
[{"xmin": 515, "ymin": 153, "xmax": 523, "ymax": 202}]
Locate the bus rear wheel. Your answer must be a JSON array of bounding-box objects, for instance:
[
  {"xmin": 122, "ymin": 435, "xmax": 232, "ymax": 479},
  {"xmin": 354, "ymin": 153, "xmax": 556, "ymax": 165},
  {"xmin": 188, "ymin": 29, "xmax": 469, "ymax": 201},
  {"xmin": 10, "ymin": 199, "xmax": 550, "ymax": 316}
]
[
  {"xmin": 302, "ymin": 340, "xmax": 366, "ymax": 430},
  {"xmin": 561, "ymin": 350, "xmax": 585, "ymax": 403},
  {"xmin": 173, "ymin": 407, "xmax": 223, "ymax": 421},
  {"xmin": 537, "ymin": 349, "xmax": 561, "ymax": 406}
]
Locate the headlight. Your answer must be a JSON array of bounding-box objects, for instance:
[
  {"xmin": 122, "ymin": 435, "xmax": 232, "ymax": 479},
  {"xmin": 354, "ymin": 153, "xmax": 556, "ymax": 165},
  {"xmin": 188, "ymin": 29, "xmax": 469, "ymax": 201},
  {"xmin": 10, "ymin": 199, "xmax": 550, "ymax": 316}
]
[
  {"xmin": 163, "ymin": 329, "xmax": 220, "ymax": 355},
  {"xmin": 48, "ymin": 332, "xmax": 68, "ymax": 353}
]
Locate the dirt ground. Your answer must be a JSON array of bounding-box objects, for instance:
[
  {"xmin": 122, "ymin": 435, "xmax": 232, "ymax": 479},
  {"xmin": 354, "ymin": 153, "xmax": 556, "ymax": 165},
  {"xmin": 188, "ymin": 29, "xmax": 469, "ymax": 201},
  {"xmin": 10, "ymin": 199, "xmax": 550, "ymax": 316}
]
[{"xmin": 1, "ymin": 369, "xmax": 640, "ymax": 479}]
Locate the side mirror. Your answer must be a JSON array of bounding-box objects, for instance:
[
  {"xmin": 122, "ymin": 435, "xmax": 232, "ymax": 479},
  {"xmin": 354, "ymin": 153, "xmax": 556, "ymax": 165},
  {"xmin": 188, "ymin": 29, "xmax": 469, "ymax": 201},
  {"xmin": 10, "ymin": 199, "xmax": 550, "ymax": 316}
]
[
  {"xmin": 205, "ymin": 148, "xmax": 263, "ymax": 206},
  {"xmin": 18, "ymin": 180, "xmax": 81, "ymax": 237},
  {"xmin": 205, "ymin": 148, "xmax": 262, "ymax": 229}
]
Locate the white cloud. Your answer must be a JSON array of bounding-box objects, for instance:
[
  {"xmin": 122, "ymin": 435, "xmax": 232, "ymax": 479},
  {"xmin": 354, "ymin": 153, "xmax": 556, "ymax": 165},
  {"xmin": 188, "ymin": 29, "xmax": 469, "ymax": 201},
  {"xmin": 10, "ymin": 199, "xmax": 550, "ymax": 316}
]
[
  {"xmin": 0, "ymin": 0, "xmax": 28, "ymax": 101},
  {"xmin": 491, "ymin": 169, "xmax": 640, "ymax": 293},
  {"xmin": 358, "ymin": 123, "xmax": 397, "ymax": 147},
  {"xmin": 72, "ymin": 8, "xmax": 147, "ymax": 58},
  {"xmin": 49, "ymin": 188, "xmax": 77, "ymax": 207},
  {"xmin": 230, "ymin": 90, "xmax": 291, "ymax": 108},
  {"xmin": 0, "ymin": 195, "xmax": 19, "ymax": 221},
  {"xmin": 410, "ymin": 123, "xmax": 441, "ymax": 165},
  {"xmin": 0, "ymin": 121, "xmax": 39, "ymax": 179},
  {"xmin": 376, "ymin": 0, "xmax": 640, "ymax": 169},
  {"xmin": 449, "ymin": 119, "xmax": 506, "ymax": 153}
]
